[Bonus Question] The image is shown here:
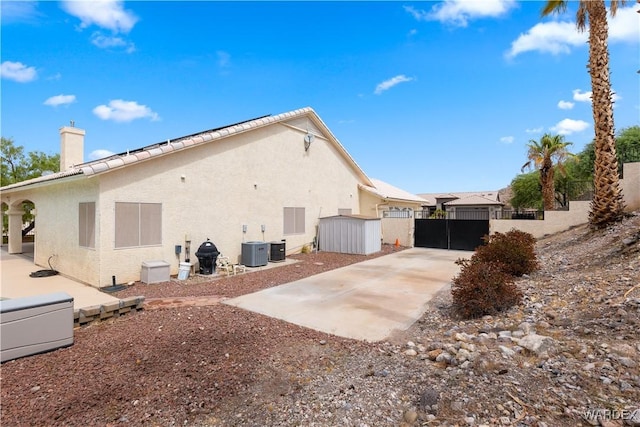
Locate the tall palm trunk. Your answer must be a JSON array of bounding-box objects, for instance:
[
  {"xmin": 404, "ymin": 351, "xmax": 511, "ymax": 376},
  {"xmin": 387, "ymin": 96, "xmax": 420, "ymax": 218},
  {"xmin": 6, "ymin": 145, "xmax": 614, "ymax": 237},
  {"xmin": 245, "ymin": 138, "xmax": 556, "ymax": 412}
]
[
  {"xmin": 586, "ymin": 0, "xmax": 624, "ymax": 228},
  {"xmin": 540, "ymin": 159, "xmax": 555, "ymax": 211}
]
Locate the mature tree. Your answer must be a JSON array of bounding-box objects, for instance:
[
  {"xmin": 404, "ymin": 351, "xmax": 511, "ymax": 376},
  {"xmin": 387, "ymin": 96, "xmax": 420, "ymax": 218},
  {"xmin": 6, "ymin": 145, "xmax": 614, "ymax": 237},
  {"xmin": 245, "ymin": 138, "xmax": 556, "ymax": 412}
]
[
  {"xmin": 1, "ymin": 137, "xmax": 59, "ymax": 185},
  {"xmin": 1, "ymin": 137, "xmax": 60, "ymax": 233},
  {"xmin": 572, "ymin": 125, "xmax": 640, "ymax": 179},
  {"xmin": 511, "ymin": 127, "xmax": 637, "ymax": 209},
  {"xmin": 510, "ymin": 172, "xmax": 543, "ymax": 210},
  {"xmin": 554, "ymin": 158, "xmax": 593, "ymax": 207},
  {"xmin": 522, "ymin": 133, "xmax": 574, "ymax": 210},
  {"xmin": 542, "ymin": 0, "xmax": 626, "ymax": 228},
  {"xmin": 615, "ymin": 126, "xmax": 640, "ymax": 176},
  {"xmin": 1, "ymin": 137, "xmax": 26, "ymax": 186}
]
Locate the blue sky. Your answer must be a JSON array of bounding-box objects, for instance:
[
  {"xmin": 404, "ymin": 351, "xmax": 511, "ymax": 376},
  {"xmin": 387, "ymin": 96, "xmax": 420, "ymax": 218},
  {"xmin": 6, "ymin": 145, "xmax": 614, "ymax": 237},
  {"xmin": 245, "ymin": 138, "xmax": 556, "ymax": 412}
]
[{"xmin": 1, "ymin": 1, "xmax": 638, "ymax": 194}]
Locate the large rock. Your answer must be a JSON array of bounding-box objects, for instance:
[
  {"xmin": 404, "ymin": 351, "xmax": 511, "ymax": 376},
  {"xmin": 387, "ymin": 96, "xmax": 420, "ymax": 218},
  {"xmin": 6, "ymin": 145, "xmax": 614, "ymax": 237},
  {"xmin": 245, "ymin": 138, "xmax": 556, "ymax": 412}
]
[{"xmin": 514, "ymin": 334, "xmax": 555, "ymax": 356}]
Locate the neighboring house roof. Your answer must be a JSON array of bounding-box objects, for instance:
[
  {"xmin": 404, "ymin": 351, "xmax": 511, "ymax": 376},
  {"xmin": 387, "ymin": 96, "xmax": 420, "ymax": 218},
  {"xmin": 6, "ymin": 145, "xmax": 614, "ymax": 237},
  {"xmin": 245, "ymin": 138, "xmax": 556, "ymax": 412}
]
[
  {"xmin": 444, "ymin": 194, "xmax": 504, "ymax": 206},
  {"xmin": 359, "ymin": 178, "xmax": 427, "ymax": 205},
  {"xmin": 417, "ymin": 191, "xmax": 501, "ymax": 206},
  {"xmin": 1, "ymin": 107, "xmax": 373, "ymax": 193}
]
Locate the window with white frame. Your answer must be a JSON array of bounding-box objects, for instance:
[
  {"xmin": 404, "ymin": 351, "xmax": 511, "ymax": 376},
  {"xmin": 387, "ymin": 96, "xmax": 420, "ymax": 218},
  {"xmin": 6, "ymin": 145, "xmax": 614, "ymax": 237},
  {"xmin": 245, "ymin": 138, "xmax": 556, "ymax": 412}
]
[
  {"xmin": 79, "ymin": 202, "xmax": 96, "ymax": 249},
  {"xmin": 115, "ymin": 202, "xmax": 162, "ymax": 248},
  {"xmin": 283, "ymin": 207, "xmax": 305, "ymax": 235}
]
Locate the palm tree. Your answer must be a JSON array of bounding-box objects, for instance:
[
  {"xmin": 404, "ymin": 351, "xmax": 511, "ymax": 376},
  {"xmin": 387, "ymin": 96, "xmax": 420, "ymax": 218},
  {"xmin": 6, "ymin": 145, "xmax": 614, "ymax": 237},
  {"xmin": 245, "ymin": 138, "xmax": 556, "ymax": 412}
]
[
  {"xmin": 542, "ymin": 0, "xmax": 625, "ymax": 228},
  {"xmin": 522, "ymin": 133, "xmax": 574, "ymax": 211}
]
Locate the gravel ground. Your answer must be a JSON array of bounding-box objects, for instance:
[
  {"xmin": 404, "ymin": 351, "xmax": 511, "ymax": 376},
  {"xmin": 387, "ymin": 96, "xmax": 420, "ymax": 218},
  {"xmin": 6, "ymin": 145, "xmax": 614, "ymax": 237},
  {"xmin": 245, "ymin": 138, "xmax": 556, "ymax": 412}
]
[{"xmin": 2, "ymin": 214, "xmax": 640, "ymax": 427}]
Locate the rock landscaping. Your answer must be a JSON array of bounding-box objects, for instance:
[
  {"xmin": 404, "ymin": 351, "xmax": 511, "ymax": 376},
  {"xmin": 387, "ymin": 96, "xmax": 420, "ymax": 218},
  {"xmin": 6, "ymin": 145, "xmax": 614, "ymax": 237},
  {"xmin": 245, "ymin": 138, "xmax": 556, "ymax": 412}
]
[{"xmin": 1, "ymin": 213, "xmax": 639, "ymax": 426}]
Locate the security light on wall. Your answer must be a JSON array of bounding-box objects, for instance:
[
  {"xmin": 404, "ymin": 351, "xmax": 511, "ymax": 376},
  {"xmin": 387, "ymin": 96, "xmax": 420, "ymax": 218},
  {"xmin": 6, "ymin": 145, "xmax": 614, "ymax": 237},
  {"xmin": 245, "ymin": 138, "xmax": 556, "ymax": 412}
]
[{"xmin": 304, "ymin": 133, "xmax": 314, "ymax": 151}]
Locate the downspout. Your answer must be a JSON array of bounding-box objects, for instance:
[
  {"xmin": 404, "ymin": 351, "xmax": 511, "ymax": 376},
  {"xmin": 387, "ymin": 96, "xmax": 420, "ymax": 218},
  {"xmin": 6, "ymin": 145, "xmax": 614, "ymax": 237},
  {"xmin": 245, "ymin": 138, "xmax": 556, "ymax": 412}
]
[
  {"xmin": 375, "ymin": 202, "xmax": 389, "ymax": 218},
  {"xmin": 376, "ymin": 201, "xmax": 389, "ymax": 244}
]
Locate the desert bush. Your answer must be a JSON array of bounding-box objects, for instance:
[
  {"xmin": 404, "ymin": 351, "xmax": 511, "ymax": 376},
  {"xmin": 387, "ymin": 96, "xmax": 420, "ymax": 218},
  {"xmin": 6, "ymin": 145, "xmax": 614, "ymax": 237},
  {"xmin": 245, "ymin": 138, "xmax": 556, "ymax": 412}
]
[
  {"xmin": 474, "ymin": 229, "xmax": 538, "ymax": 277},
  {"xmin": 451, "ymin": 259, "xmax": 523, "ymax": 319},
  {"xmin": 451, "ymin": 229, "xmax": 536, "ymax": 319}
]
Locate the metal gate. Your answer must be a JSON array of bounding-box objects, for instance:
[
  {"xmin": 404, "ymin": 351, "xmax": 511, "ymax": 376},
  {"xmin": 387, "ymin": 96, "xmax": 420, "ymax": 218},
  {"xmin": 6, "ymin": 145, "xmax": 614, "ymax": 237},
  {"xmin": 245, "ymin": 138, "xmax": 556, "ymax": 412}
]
[{"xmin": 414, "ymin": 219, "xmax": 489, "ymax": 251}]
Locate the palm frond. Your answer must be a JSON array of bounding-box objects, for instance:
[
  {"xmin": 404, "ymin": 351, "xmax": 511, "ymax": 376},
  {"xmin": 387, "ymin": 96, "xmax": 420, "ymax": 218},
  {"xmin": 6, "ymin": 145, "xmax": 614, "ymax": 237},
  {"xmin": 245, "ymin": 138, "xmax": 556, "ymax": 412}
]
[{"xmin": 541, "ymin": 0, "xmax": 567, "ymax": 16}]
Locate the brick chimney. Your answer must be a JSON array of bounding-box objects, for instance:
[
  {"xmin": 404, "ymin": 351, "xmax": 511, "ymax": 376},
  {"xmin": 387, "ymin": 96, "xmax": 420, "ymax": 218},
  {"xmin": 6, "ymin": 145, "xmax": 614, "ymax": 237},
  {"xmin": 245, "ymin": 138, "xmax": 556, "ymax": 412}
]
[{"xmin": 59, "ymin": 122, "xmax": 85, "ymax": 170}]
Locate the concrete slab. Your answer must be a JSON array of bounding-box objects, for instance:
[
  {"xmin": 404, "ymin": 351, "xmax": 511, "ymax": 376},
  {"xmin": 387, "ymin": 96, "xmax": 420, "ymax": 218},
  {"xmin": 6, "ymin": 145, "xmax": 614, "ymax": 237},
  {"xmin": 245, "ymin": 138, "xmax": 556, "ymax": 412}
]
[
  {"xmin": 224, "ymin": 247, "xmax": 469, "ymax": 342},
  {"xmin": 0, "ymin": 245, "xmax": 120, "ymax": 310}
]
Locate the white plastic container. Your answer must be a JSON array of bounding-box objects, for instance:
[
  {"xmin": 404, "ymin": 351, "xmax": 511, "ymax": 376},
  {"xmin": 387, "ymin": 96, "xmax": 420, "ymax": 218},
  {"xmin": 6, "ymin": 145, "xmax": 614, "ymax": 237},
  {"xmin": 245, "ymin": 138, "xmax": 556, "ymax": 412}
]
[
  {"xmin": 141, "ymin": 260, "xmax": 170, "ymax": 284},
  {"xmin": 178, "ymin": 262, "xmax": 192, "ymax": 280}
]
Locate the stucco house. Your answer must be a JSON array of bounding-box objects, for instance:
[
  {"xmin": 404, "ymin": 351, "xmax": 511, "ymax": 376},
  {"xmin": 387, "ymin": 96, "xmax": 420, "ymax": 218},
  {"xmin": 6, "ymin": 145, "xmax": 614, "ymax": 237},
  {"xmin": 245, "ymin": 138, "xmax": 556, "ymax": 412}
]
[
  {"xmin": 417, "ymin": 191, "xmax": 504, "ymax": 220},
  {"xmin": 1, "ymin": 107, "xmax": 422, "ymax": 288}
]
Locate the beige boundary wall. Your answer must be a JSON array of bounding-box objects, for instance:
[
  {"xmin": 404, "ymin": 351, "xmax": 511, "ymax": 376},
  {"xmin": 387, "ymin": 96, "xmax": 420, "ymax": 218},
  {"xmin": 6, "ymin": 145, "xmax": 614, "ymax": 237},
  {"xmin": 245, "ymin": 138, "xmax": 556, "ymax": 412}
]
[
  {"xmin": 491, "ymin": 162, "xmax": 639, "ymax": 239},
  {"xmin": 622, "ymin": 162, "xmax": 640, "ymax": 211},
  {"xmin": 381, "ymin": 217, "xmax": 414, "ymax": 247},
  {"xmin": 490, "ymin": 201, "xmax": 591, "ymax": 238}
]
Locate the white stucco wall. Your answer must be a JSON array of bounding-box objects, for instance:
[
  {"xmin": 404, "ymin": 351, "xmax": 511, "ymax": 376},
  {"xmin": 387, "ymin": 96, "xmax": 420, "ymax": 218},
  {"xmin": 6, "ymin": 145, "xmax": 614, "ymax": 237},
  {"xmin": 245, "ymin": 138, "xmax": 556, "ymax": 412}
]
[
  {"xmin": 3, "ymin": 177, "xmax": 101, "ymax": 285},
  {"xmin": 93, "ymin": 122, "xmax": 365, "ymax": 286}
]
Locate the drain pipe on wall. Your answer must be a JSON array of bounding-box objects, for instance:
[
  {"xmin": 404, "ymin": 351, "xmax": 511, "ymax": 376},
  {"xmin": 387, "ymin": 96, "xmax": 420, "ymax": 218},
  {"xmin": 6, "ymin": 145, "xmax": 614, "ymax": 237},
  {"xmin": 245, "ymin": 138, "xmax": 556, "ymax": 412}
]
[
  {"xmin": 314, "ymin": 207, "xmax": 322, "ymax": 253},
  {"xmin": 376, "ymin": 202, "xmax": 389, "ymax": 243}
]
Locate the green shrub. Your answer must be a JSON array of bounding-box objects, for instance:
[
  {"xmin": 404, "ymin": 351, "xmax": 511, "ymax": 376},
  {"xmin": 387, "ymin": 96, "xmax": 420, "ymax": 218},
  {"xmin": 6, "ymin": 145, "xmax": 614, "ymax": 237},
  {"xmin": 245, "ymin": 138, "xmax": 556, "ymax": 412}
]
[
  {"xmin": 451, "ymin": 259, "xmax": 522, "ymax": 319},
  {"xmin": 474, "ymin": 229, "xmax": 538, "ymax": 277}
]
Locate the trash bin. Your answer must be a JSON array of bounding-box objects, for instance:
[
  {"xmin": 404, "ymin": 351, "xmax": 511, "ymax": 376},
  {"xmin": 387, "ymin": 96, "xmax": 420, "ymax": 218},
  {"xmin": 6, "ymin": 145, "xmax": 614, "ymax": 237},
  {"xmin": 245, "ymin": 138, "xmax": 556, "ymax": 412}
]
[{"xmin": 195, "ymin": 239, "xmax": 220, "ymax": 275}]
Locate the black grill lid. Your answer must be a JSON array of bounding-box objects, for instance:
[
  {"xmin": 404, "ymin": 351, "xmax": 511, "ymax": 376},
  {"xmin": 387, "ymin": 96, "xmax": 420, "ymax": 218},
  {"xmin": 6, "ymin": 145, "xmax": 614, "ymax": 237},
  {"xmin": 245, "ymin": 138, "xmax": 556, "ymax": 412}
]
[{"xmin": 195, "ymin": 239, "xmax": 219, "ymax": 255}]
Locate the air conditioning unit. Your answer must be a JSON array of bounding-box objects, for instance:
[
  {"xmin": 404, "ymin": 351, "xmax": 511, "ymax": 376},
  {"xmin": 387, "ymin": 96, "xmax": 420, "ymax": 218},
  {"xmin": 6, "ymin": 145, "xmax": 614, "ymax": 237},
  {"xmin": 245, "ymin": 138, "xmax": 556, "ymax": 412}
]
[
  {"xmin": 241, "ymin": 242, "xmax": 268, "ymax": 267},
  {"xmin": 269, "ymin": 241, "xmax": 286, "ymax": 262}
]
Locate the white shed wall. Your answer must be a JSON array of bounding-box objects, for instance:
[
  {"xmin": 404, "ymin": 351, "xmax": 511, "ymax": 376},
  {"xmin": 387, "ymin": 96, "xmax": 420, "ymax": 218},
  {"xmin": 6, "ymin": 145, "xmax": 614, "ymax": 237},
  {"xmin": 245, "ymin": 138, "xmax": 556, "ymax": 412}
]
[{"xmin": 318, "ymin": 217, "xmax": 381, "ymax": 255}]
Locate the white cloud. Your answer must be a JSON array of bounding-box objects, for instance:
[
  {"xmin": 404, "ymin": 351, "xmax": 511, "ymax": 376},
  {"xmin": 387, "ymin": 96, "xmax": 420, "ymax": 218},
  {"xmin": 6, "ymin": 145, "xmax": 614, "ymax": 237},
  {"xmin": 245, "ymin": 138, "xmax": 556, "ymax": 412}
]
[
  {"xmin": 44, "ymin": 94, "xmax": 76, "ymax": 107},
  {"xmin": 89, "ymin": 149, "xmax": 116, "ymax": 160},
  {"xmin": 93, "ymin": 100, "xmax": 159, "ymax": 123},
  {"xmin": 557, "ymin": 100, "xmax": 574, "ymax": 110},
  {"xmin": 91, "ymin": 33, "xmax": 136, "ymax": 53},
  {"xmin": 405, "ymin": 0, "xmax": 516, "ymax": 27},
  {"xmin": 609, "ymin": 6, "xmax": 640, "ymax": 43},
  {"xmin": 506, "ymin": 21, "xmax": 586, "ymax": 58},
  {"xmin": 550, "ymin": 118, "xmax": 589, "ymax": 135},
  {"xmin": 506, "ymin": 5, "xmax": 638, "ymax": 58},
  {"xmin": 572, "ymin": 88, "xmax": 621, "ymax": 104},
  {"xmin": 500, "ymin": 136, "xmax": 514, "ymax": 144},
  {"xmin": 374, "ymin": 75, "xmax": 414, "ymax": 95},
  {"xmin": 61, "ymin": 0, "xmax": 138, "ymax": 33},
  {"xmin": 525, "ymin": 127, "xmax": 544, "ymax": 134},
  {"xmin": 613, "ymin": 92, "xmax": 622, "ymax": 102},
  {"xmin": 1, "ymin": 61, "xmax": 37, "ymax": 82},
  {"xmin": 403, "ymin": 6, "xmax": 429, "ymax": 22},
  {"xmin": 1, "ymin": 1, "xmax": 40, "ymax": 23},
  {"xmin": 573, "ymin": 89, "xmax": 591, "ymax": 102}
]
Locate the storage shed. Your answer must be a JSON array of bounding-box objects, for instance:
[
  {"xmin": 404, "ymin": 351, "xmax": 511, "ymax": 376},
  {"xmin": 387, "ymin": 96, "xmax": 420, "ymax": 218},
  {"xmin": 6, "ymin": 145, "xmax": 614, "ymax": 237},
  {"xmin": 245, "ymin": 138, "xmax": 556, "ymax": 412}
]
[{"xmin": 318, "ymin": 215, "xmax": 381, "ymax": 255}]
